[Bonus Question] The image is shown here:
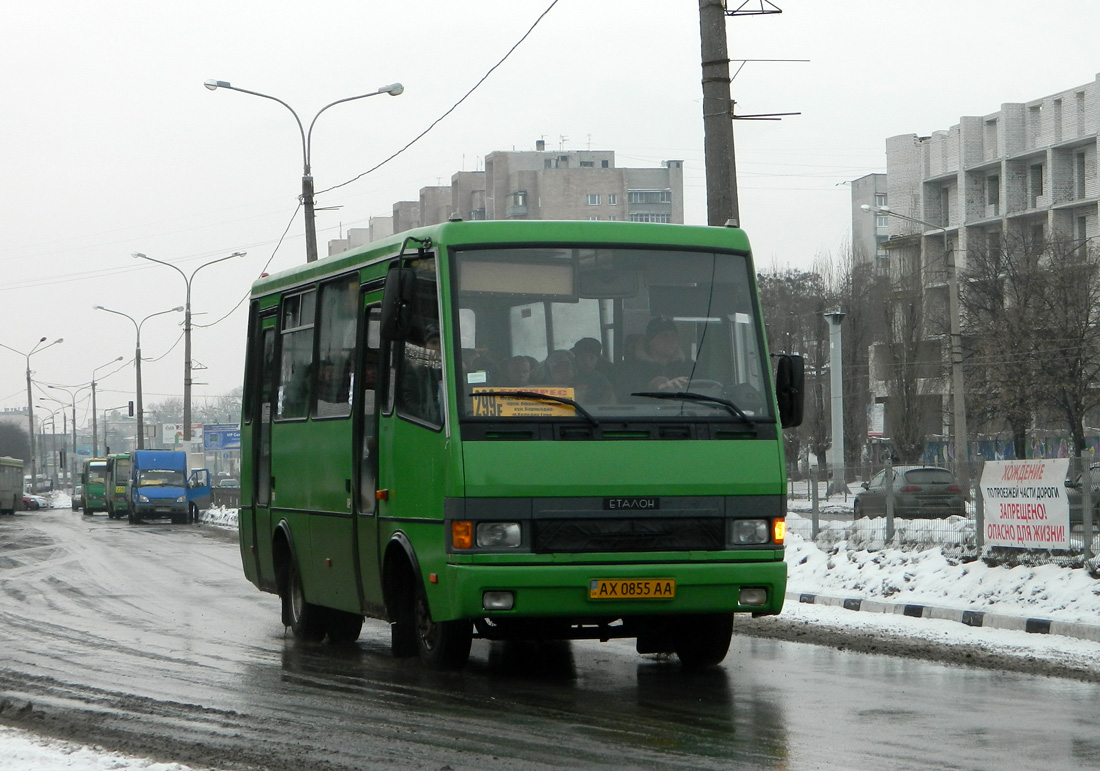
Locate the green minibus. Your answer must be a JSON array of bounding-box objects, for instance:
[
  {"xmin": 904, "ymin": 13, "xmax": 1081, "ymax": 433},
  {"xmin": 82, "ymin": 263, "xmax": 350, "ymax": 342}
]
[{"xmin": 239, "ymin": 220, "xmax": 803, "ymax": 669}]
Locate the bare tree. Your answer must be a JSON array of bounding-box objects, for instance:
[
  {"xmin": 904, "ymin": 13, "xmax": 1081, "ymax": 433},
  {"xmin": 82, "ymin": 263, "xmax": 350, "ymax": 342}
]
[
  {"xmin": 0, "ymin": 422, "xmax": 31, "ymax": 461},
  {"xmin": 1034, "ymin": 236, "xmax": 1100, "ymax": 456},
  {"xmin": 960, "ymin": 232, "xmax": 1044, "ymax": 457}
]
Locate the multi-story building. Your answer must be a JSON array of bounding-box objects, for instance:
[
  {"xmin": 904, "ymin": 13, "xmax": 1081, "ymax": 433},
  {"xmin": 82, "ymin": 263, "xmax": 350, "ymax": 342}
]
[
  {"xmin": 862, "ymin": 72, "xmax": 1100, "ymax": 450},
  {"xmin": 330, "ymin": 141, "xmax": 685, "ymax": 255},
  {"xmin": 850, "ymin": 173, "xmax": 888, "ymax": 270}
]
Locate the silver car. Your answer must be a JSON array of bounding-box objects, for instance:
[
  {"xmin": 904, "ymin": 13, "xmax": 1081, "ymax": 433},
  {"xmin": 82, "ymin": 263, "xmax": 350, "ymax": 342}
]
[{"xmin": 854, "ymin": 466, "xmax": 966, "ymax": 519}]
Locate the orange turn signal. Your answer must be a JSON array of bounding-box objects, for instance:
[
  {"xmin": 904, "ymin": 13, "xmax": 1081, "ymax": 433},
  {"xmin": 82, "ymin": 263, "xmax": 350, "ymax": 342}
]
[
  {"xmin": 773, "ymin": 518, "xmax": 786, "ymax": 545},
  {"xmin": 452, "ymin": 520, "xmax": 473, "ymax": 550}
]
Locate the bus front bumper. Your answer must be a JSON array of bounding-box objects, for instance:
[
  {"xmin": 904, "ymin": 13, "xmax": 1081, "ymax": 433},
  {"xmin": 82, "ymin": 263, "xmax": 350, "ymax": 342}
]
[{"xmin": 432, "ymin": 558, "xmax": 787, "ymax": 622}]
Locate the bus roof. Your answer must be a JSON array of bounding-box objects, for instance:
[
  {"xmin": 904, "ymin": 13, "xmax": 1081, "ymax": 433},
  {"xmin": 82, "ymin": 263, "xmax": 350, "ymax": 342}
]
[{"xmin": 250, "ymin": 220, "xmax": 752, "ymax": 297}]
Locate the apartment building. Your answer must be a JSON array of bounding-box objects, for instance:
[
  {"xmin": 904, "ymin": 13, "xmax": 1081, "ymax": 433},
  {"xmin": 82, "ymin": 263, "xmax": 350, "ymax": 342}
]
[
  {"xmin": 863, "ymin": 72, "xmax": 1100, "ymax": 446},
  {"xmin": 330, "ymin": 140, "xmax": 685, "ymax": 257}
]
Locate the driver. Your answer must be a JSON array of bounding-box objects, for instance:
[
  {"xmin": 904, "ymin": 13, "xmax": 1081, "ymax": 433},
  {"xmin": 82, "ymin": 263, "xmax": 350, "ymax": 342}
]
[{"xmin": 618, "ymin": 316, "xmax": 695, "ymax": 396}]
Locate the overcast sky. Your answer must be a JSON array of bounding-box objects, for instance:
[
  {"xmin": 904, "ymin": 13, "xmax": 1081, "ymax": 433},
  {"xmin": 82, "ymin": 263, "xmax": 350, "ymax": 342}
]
[{"xmin": 1, "ymin": 0, "xmax": 1097, "ymax": 418}]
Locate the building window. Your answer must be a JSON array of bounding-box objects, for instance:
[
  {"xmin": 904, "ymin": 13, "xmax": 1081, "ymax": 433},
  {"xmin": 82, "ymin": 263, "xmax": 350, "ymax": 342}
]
[
  {"xmin": 627, "ymin": 190, "xmax": 672, "ymax": 204},
  {"xmin": 607, "ymin": 193, "xmax": 617, "ymax": 205},
  {"xmin": 629, "ymin": 213, "xmax": 671, "ymax": 223},
  {"xmin": 587, "ymin": 216, "xmax": 600, "ymax": 221},
  {"xmin": 874, "ymin": 193, "xmax": 887, "ymax": 207},
  {"xmin": 876, "ymin": 215, "xmax": 889, "ymax": 229},
  {"xmin": 580, "ymin": 161, "xmax": 594, "ymax": 168},
  {"xmin": 607, "ymin": 216, "xmax": 617, "ymax": 221},
  {"xmin": 986, "ymin": 175, "xmax": 1000, "ymax": 216},
  {"xmin": 585, "ymin": 194, "xmax": 601, "ymax": 206},
  {"xmin": 1029, "ymin": 164, "xmax": 1043, "ymax": 207},
  {"xmin": 1075, "ymin": 152, "xmax": 1087, "ymax": 199},
  {"xmin": 601, "ymin": 160, "xmax": 609, "ymax": 168},
  {"xmin": 1077, "ymin": 216, "xmax": 1088, "ymax": 242}
]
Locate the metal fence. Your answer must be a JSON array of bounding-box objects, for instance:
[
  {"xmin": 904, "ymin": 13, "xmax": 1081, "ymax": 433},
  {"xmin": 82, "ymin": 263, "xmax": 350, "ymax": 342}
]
[{"xmin": 787, "ymin": 459, "xmax": 1099, "ymax": 573}]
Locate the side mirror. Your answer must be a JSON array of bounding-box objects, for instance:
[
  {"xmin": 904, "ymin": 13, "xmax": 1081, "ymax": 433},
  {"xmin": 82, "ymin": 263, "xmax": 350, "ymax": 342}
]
[
  {"xmin": 860, "ymin": 481, "xmax": 869, "ymax": 490},
  {"xmin": 774, "ymin": 354, "xmax": 805, "ymax": 428},
  {"xmin": 380, "ymin": 266, "xmax": 416, "ymax": 340}
]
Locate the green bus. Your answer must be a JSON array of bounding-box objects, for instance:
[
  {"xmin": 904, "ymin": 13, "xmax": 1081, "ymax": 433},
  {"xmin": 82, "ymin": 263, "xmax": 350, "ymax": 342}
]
[
  {"xmin": 104, "ymin": 452, "xmax": 132, "ymax": 520},
  {"xmin": 239, "ymin": 220, "xmax": 803, "ymax": 669},
  {"xmin": 81, "ymin": 457, "xmax": 108, "ymax": 515}
]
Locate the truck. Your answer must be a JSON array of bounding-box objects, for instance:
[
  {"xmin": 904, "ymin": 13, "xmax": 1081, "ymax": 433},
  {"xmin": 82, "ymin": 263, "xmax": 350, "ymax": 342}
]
[{"xmin": 128, "ymin": 450, "xmax": 210, "ymax": 525}]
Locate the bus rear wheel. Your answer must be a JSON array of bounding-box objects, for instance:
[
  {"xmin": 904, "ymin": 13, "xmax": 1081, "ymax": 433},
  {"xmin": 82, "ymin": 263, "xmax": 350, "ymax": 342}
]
[
  {"xmin": 413, "ymin": 581, "xmax": 471, "ymax": 670},
  {"xmin": 673, "ymin": 613, "xmax": 733, "ymax": 669},
  {"xmin": 285, "ymin": 559, "xmax": 326, "ymax": 641},
  {"xmin": 326, "ymin": 610, "xmax": 364, "ymax": 644}
]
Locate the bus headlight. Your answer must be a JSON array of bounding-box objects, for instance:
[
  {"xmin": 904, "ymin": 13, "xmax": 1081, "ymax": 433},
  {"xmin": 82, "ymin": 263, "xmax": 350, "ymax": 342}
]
[
  {"xmin": 730, "ymin": 519, "xmax": 769, "ymax": 545},
  {"xmin": 175, "ymin": 495, "xmax": 186, "ymax": 504},
  {"xmin": 739, "ymin": 587, "xmax": 768, "ymax": 606},
  {"xmin": 138, "ymin": 494, "xmax": 150, "ymax": 503},
  {"xmin": 476, "ymin": 522, "xmax": 521, "ymax": 548}
]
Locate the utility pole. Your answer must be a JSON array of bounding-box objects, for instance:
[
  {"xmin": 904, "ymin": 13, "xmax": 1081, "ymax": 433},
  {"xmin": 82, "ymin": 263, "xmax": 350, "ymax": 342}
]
[
  {"xmin": 824, "ymin": 309, "xmax": 846, "ymax": 497},
  {"xmin": 698, "ymin": 0, "xmax": 739, "ymax": 226}
]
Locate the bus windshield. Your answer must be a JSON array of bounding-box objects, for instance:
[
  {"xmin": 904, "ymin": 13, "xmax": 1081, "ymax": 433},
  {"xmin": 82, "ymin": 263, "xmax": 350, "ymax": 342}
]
[{"xmin": 453, "ymin": 245, "xmax": 772, "ymax": 421}]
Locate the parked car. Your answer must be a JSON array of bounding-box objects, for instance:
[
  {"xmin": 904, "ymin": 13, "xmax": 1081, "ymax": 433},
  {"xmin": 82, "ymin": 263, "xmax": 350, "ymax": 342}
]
[
  {"xmin": 854, "ymin": 466, "xmax": 966, "ymax": 519},
  {"xmin": 216, "ymin": 478, "xmax": 240, "ymax": 489},
  {"xmin": 22, "ymin": 493, "xmax": 48, "ymax": 510},
  {"xmin": 72, "ymin": 483, "xmax": 84, "ymax": 511},
  {"xmin": 1064, "ymin": 463, "xmax": 1100, "ymax": 530}
]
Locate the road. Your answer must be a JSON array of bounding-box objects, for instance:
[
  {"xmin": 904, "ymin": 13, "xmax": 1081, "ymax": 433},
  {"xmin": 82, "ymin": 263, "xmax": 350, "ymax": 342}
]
[{"xmin": 1, "ymin": 509, "xmax": 1098, "ymax": 770}]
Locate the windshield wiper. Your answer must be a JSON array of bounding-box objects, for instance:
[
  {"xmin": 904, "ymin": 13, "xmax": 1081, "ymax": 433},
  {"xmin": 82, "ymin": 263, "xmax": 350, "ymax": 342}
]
[
  {"xmin": 631, "ymin": 391, "xmax": 756, "ymax": 424},
  {"xmin": 472, "ymin": 390, "xmax": 599, "ymax": 428}
]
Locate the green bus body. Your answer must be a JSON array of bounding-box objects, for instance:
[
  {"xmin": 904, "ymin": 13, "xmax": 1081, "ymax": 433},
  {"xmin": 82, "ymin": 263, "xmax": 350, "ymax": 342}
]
[
  {"xmin": 81, "ymin": 458, "xmax": 108, "ymax": 515},
  {"xmin": 104, "ymin": 453, "xmax": 132, "ymax": 520},
  {"xmin": 239, "ymin": 221, "xmax": 800, "ymax": 669}
]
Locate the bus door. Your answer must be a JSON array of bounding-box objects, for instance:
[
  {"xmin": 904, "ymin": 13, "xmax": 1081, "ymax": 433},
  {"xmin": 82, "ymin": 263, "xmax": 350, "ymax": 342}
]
[
  {"xmin": 244, "ymin": 310, "xmax": 277, "ymax": 585},
  {"xmin": 353, "ymin": 291, "xmax": 385, "ymax": 611},
  {"xmin": 375, "ymin": 256, "xmax": 446, "ymax": 562}
]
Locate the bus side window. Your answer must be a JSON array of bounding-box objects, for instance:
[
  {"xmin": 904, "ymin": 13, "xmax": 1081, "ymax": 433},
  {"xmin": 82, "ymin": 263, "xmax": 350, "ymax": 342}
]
[
  {"xmin": 277, "ymin": 290, "xmax": 316, "ymax": 420},
  {"xmin": 393, "ymin": 260, "xmax": 443, "ymax": 428}
]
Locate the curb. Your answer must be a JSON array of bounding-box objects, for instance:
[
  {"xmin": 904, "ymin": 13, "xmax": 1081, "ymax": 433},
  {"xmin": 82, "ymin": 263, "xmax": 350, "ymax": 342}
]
[{"xmin": 789, "ymin": 591, "xmax": 1100, "ymax": 644}]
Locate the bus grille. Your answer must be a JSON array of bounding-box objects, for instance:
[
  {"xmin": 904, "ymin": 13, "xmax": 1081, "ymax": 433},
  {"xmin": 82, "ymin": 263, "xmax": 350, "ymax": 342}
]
[{"xmin": 532, "ymin": 518, "xmax": 724, "ymax": 553}]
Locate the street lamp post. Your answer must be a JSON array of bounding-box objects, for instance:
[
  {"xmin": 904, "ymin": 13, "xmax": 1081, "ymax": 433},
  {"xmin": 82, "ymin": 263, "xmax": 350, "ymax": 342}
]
[
  {"xmin": 0, "ymin": 336, "xmax": 63, "ymax": 492},
  {"xmin": 131, "ymin": 252, "xmax": 245, "ymax": 445},
  {"xmin": 861, "ymin": 203, "xmax": 970, "ymax": 495},
  {"xmin": 93, "ymin": 306, "xmax": 184, "ymax": 450},
  {"xmin": 203, "ymin": 79, "xmax": 404, "ymax": 263},
  {"xmin": 46, "ymin": 384, "xmax": 89, "ymax": 493},
  {"xmin": 91, "ymin": 357, "xmax": 125, "ymax": 456}
]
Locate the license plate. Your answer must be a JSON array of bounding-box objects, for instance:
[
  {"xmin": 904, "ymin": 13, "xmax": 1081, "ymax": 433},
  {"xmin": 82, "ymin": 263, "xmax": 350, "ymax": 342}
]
[{"xmin": 589, "ymin": 578, "xmax": 675, "ymax": 600}]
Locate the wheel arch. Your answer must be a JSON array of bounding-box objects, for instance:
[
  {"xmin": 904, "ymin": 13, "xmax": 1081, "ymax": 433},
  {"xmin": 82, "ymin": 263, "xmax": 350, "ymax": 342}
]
[{"xmin": 381, "ymin": 531, "xmax": 421, "ymax": 623}]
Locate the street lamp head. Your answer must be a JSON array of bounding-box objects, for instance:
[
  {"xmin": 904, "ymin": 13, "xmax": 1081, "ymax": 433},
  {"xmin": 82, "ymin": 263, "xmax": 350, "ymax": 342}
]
[
  {"xmin": 860, "ymin": 204, "xmax": 871, "ymax": 212},
  {"xmin": 204, "ymin": 79, "xmax": 231, "ymax": 91},
  {"xmin": 132, "ymin": 252, "xmax": 146, "ymax": 260},
  {"xmin": 380, "ymin": 82, "xmax": 404, "ymax": 96},
  {"xmin": 172, "ymin": 306, "xmax": 185, "ymax": 312},
  {"xmin": 93, "ymin": 305, "xmax": 104, "ymax": 310}
]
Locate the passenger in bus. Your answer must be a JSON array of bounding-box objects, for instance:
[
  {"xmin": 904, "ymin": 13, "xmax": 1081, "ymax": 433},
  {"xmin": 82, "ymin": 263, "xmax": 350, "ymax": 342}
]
[
  {"xmin": 500, "ymin": 355, "xmax": 537, "ymax": 387},
  {"xmin": 617, "ymin": 315, "xmax": 694, "ymax": 396},
  {"xmin": 400, "ymin": 325, "xmax": 443, "ymax": 424},
  {"xmin": 534, "ymin": 350, "xmax": 577, "ymax": 389},
  {"xmin": 570, "ymin": 337, "xmax": 613, "ymax": 404}
]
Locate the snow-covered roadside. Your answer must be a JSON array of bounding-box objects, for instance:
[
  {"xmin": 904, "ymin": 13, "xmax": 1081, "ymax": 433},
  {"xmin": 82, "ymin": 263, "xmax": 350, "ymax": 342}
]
[{"xmin": 0, "ymin": 726, "xmax": 221, "ymax": 771}]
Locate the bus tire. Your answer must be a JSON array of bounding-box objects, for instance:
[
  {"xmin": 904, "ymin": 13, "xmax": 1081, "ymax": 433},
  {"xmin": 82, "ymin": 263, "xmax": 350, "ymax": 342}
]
[
  {"xmin": 413, "ymin": 580, "xmax": 471, "ymax": 670},
  {"xmin": 673, "ymin": 613, "xmax": 733, "ymax": 669},
  {"xmin": 326, "ymin": 610, "xmax": 364, "ymax": 644},
  {"xmin": 285, "ymin": 558, "xmax": 326, "ymax": 641}
]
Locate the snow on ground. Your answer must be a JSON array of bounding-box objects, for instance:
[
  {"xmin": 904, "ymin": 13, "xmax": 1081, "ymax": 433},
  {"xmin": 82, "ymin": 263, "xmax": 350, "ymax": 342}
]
[{"xmin": 7, "ymin": 495, "xmax": 1099, "ymax": 769}]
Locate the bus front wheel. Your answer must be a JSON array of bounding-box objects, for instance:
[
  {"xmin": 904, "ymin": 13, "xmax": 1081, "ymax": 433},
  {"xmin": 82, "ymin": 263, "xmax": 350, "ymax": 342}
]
[
  {"xmin": 673, "ymin": 613, "xmax": 733, "ymax": 669},
  {"xmin": 285, "ymin": 559, "xmax": 326, "ymax": 641},
  {"xmin": 413, "ymin": 581, "xmax": 472, "ymax": 670}
]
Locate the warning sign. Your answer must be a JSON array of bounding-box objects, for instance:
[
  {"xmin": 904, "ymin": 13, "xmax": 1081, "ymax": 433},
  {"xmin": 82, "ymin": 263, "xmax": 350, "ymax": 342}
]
[{"xmin": 980, "ymin": 460, "xmax": 1069, "ymax": 549}]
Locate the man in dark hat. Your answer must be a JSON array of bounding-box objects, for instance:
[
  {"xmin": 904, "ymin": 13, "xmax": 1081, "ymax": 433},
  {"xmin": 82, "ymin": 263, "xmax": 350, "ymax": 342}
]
[{"xmin": 618, "ymin": 316, "xmax": 694, "ymax": 397}]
